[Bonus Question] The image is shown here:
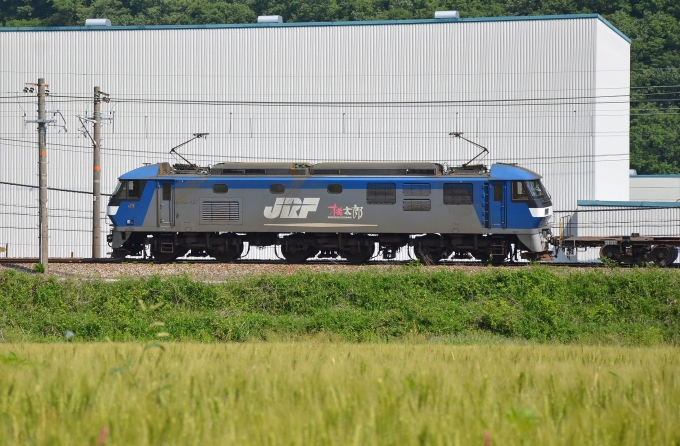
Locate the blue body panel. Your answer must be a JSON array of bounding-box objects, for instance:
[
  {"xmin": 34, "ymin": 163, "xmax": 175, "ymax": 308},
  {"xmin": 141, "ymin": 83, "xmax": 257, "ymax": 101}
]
[
  {"xmin": 489, "ymin": 164, "xmax": 541, "ymax": 181},
  {"xmin": 120, "ymin": 164, "xmax": 164, "ymax": 180},
  {"xmin": 109, "ymin": 163, "xmax": 549, "ymax": 232},
  {"xmin": 109, "ymin": 180, "xmax": 155, "ymax": 227}
]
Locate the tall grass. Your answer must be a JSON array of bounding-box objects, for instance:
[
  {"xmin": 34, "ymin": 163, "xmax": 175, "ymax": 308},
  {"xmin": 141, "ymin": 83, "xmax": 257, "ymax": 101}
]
[
  {"xmin": 0, "ymin": 343, "xmax": 678, "ymax": 445},
  {"xmin": 1, "ymin": 266, "xmax": 679, "ymax": 344}
]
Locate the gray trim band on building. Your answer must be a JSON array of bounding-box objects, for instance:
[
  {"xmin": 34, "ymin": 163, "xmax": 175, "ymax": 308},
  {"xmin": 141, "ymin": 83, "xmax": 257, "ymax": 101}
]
[
  {"xmin": 578, "ymin": 200, "xmax": 680, "ymax": 208},
  {"xmin": 0, "ymin": 13, "xmax": 631, "ymax": 44},
  {"xmin": 630, "ymin": 174, "xmax": 680, "ymax": 178}
]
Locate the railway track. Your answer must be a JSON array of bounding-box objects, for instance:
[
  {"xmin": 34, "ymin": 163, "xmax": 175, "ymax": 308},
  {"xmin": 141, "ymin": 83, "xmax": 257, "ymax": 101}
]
[{"xmin": 0, "ymin": 257, "xmax": 670, "ymax": 268}]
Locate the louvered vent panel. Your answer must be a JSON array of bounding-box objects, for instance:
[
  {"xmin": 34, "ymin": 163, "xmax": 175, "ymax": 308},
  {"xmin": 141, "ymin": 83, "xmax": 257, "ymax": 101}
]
[
  {"xmin": 367, "ymin": 183, "xmax": 397, "ymax": 204},
  {"xmin": 444, "ymin": 183, "xmax": 474, "ymax": 205},
  {"xmin": 403, "ymin": 199, "xmax": 431, "ymax": 211},
  {"xmin": 202, "ymin": 201, "xmax": 240, "ymax": 222},
  {"xmin": 403, "ymin": 183, "xmax": 431, "ymax": 196}
]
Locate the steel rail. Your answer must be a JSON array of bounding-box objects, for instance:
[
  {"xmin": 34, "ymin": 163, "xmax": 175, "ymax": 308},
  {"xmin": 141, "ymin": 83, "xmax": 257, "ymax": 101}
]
[{"xmin": 0, "ymin": 257, "xmax": 671, "ymax": 268}]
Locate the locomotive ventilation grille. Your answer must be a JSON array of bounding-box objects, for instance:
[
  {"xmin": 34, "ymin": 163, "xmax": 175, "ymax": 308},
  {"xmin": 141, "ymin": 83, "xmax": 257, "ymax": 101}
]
[{"xmin": 201, "ymin": 201, "xmax": 240, "ymax": 222}]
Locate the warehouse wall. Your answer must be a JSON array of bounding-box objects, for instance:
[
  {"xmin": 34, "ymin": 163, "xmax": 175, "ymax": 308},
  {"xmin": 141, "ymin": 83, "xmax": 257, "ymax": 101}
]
[
  {"xmin": 0, "ymin": 15, "xmax": 630, "ymax": 258},
  {"xmin": 593, "ymin": 19, "xmax": 630, "ymax": 201},
  {"xmin": 630, "ymin": 176, "xmax": 680, "ymax": 201}
]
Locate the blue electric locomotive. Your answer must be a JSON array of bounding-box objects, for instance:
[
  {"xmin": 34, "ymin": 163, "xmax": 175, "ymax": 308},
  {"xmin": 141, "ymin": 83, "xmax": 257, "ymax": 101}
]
[{"xmin": 107, "ymin": 161, "xmax": 553, "ymax": 263}]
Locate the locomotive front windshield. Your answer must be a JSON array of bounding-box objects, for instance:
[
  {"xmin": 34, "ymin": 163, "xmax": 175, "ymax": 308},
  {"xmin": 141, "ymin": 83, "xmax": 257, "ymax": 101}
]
[
  {"xmin": 108, "ymin": 180, "xmax": 146, "ymax": 205},
  {"xmin": 512, "ymin": 180, "xmax": 550, "ymax": 201},
  {"xmin": 525, "ymin": 180, "xmax": 548, "ymax": 199}
]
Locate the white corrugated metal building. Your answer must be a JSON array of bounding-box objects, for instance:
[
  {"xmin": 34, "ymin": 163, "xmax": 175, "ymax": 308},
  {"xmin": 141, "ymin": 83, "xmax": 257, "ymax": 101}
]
[
  {"xmin": 0, "ymin": 14, "xmax": 631, "ymax": 258},
  {"xmin": 630, "ymin": 173, "xmax": 680, "ymax": 202}
]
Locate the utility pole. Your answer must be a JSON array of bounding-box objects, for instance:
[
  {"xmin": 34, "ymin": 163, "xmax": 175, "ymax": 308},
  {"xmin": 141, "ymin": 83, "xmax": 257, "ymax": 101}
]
[
  {"xmin": 37, "ymin": 78, "xmax": 48, "ymax": 272},
  {"xmin": 93, "ymin": 86, "xmax": 102, "ymax": 258}
]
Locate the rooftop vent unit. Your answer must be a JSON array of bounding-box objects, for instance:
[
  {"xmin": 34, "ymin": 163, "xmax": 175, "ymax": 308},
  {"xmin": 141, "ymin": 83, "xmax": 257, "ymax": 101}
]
[
  {"xmin": 257, "ymin": 15, "xmax": 283, "ymax": 23},
  {"xmin": 85, "ymin": 18, "xmax": 112, "ymax": 26},
  {"xmin": 434, "ymin": 11, "xmax": 460, "ymax": 19}
]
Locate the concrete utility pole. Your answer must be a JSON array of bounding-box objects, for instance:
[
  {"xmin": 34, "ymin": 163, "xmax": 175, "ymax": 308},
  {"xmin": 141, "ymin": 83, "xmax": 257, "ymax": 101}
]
[
  {"xmin": 92, "ymin": 86, "xmax": 102, "ymax": 258},
  {"xmin": 37, "ymin": 78, "xmax": 48, "ymax": 272}
]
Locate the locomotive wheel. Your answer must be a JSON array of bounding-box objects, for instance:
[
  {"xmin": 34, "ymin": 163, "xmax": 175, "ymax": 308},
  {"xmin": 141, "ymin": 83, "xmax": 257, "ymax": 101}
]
[
  {"xmin": 414, "ymin": 246, "xmax": 441, "ymax": 265},
  {"xmin": 650, "ymin": 245, "xmax": 673, "ymax": 267},
  {"xmin": 342, "ymin": 243, "xmax": 375, "ymax": 264},
  {"xmin": 599, "ymin": 245, "xmax": 620, "ymax": 263},
  {"xmin": 281, "ymin": 246, "xmax": 318, "ymax": 263},
  {"xmin": 413, "ymin": 235, "xmax": 448, "ymax": 265},
  {"xmin": 210, "ymin": 243, "xmax": 243, "ymax": 262},
  {"xmin": 281, "ymin": 235, "xmax": 319, "ymax": 263},
  {"xmin": 111, "ymin": 248, "xmax": 129, "ymax": 259},
  {"xmin": 175, "ymin": 247, "xmax": 189, "ymax": 259}
]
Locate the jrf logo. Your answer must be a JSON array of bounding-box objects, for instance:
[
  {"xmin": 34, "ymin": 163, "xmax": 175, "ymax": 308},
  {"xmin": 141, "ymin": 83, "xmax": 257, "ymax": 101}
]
[{"xmin": 264, "ymin": 198, "xmax": 320, "ymax": 219}]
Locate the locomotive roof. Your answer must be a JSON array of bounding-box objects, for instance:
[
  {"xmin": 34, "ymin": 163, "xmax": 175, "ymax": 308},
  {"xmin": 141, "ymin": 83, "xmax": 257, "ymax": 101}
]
[
  {"xmin": 212, "ymin": 162, "xmax": 310, "ymax": 170},
  {"xmin": 311, "ymin": 162, "xmax": 443, "ymax": 176},
  {"xmin": 120, "ymin": 163, "xmax": 167, "ymax": 179},
  {"xmin": 119, "ymin": 161, "xmax": 542, "ymax": 180},
  {"xmin": 211, "ymin": 162, "xmax": 310, "ymax": 176},
  {"xmin": 489, "ymin": 163, "xmax": 542, "ymax": 180},
  {"xmin": 209, "ymin": 161, "xmax": 444, "ymax": 176}
]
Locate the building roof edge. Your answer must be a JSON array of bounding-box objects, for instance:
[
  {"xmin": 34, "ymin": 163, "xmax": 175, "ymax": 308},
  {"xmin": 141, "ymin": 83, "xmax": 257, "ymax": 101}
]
[{"xmin": 0, "ymin": 13, "xmax": 631, "ymax": 43}]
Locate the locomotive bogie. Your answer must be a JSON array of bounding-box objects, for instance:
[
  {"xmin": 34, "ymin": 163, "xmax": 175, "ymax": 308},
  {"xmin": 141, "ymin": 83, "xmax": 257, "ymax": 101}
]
[{"xmin": 107, "ymin": 162, "xmax": 553, "ymax": 263}]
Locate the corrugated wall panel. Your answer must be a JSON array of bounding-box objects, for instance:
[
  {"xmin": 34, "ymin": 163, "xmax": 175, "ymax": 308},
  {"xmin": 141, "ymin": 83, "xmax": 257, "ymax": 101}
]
[{"xmin": 0, "ymin": 17, "xmax": 629, "ymax": 257}]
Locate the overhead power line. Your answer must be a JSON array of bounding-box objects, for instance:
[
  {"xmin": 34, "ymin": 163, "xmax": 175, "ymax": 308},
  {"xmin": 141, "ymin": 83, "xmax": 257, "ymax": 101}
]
[{"xmin": 0, "ymin": 181, "xmax": 112, "ymax": 196}]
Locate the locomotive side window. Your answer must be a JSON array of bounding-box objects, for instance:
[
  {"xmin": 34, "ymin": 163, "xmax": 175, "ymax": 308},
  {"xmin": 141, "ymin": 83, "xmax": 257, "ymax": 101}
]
[
  {"xmin": 367, "ymin": 183, "xmax": 396, "ymax": 204},
  {"xmin": 512, "ymin": 181, "xmax": 529, "ymax": 200},
  {"xmin": 493, "ymin": 184, "xmax": 503, "ymax": 202},
  {"xmin": 109, "ymin": 180, "xmax": 147, "ymax": 205},
  {"xmin": 443, "ymin": 183, "xmax": 473, "ymax": 205},
  {"xmin": 162, "ymin": 183, "xmax": 172, "ymax": 201},
  {"xmin": 327, "ymin": 184, "xmax": 343, "ymax": 194},
  {"xmin": 129, "ymin": 181, "xmax": 143, "ymax": 200},
  {"xmin": 213, "ymin": 184, "xmax": 229, "ymax": 193},
  {"xmin": 270, "ymin": 184, "xmax": 285, "ymax": 194}
]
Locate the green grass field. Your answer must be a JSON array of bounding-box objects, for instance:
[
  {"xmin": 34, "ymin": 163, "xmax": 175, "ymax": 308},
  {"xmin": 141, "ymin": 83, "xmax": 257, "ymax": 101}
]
[
  {"xmin": 2, "ymin": 268, "xmax": 679, "ymax": 444},
  {"xmin": 0, "ymin": 343, "xmax": 678, "ymax": 445},
  {"xmin": 2, "ymin": 267, "xmax": 680, "ymax": 344}
]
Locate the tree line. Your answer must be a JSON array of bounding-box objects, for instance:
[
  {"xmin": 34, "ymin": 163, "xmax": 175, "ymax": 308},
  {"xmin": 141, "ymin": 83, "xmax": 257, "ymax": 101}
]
[{"xmin": 1, "ymin": 0, "xmax": 679, "ymax": 174}]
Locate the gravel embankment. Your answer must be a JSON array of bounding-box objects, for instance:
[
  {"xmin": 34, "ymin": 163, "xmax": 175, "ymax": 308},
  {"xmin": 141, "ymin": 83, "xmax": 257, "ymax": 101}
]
[{"xmin": 1, "ymin": 262, "xmax": 495, "ymax": 281}]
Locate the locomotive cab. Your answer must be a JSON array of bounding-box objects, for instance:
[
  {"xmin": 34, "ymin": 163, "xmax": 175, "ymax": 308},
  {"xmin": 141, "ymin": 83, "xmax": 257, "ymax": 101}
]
[
  {"xmin": 509, "ymin": 178, "xmax": 552, "ymax": 224},
  {"xmin": 106, "ymin": 164, "xmax": 161, "ymax": 257},
  {"xmin": 488, "ymin": 164, "xmax": 553, "ymax": 255}
]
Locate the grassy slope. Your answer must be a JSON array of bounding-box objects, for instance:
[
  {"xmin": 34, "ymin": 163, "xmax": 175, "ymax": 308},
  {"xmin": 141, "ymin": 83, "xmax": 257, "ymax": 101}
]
[
  {"xmin": 1, "ymin": 266, "xmax": 678, "ymax": 344},
  {"xmin": 0, "ymin": 343, "xmax": 678, "ymax": 445}
]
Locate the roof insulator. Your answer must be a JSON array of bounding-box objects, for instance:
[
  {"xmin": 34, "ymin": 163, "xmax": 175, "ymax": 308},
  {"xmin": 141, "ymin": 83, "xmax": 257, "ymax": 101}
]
[
  {"xmin": 434, "ymin": 11, "xmax": 460, "ymax": 19},
  {"xmin": 85, "ymin": 18, "xmax": 112, "ymax": 26},
  {"xmin": 257, "ymin": 15, "xmax": 283, "ymax": 24}
]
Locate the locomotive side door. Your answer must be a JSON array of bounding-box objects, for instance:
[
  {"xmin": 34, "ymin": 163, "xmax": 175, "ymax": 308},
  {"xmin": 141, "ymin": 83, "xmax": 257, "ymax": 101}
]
[
  {"xmin": 157, "ymin": 181, "xmax": 174, "ymax": 227},
  {"xmin": 489, "ymin": 181, "xmax": 507, "ymax": 229}
]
